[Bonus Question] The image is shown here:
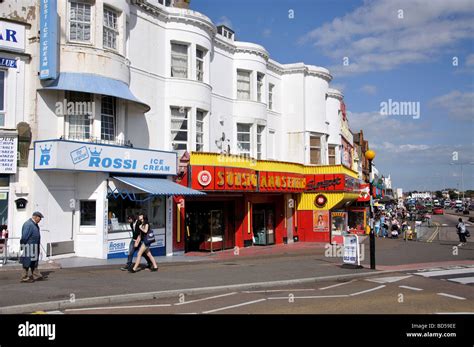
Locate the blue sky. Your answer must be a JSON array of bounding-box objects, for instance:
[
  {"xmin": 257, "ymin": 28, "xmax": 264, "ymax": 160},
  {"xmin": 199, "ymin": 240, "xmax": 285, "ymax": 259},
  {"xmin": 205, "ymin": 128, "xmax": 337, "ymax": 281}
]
[{"xmin": 192, "ymin": 0, "xmax": 474, "ymax": 191}]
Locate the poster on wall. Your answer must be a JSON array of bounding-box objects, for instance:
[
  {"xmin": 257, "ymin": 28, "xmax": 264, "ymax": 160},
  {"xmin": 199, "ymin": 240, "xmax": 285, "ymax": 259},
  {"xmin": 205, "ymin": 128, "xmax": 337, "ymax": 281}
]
[
  {"xmin": 313, "ymin": 210, "xmax": 329, "ymax": 232},
  {"xmin": 331, "ymin": 211, "xmax": 347, "ymax": 244}
]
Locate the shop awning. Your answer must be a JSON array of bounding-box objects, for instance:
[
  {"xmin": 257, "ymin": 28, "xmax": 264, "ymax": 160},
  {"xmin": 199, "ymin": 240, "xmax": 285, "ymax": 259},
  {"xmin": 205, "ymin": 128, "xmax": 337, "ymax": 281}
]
[
  {"xmin": 112, "ymin": 176, "xmax": 206, "ymax": 196},
  {"xmin": 41, "ymin": 72, "xmax": 150, "ymax": 111}
]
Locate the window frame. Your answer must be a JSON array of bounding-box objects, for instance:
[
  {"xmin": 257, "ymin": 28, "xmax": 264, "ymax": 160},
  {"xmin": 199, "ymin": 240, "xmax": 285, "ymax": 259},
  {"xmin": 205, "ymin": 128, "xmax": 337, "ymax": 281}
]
[
  {"xmin": 171, "ymin": 42, "xmax": 189, "ymax": 79},
  {"xmin": 257, "ymin": 125, "xmax": 265, "ymax": 159},
  {"xmin": 65, "ymin": 91, "xmax": 93, "ymax": 141},
  {"xmin": 237, "ymin": 69, "xmax": 251, "ymax": 100},
  {"xmin": 257, "ymin": 73, "xmax": 264, "ymax": 102},
  {"xmin": 309, "ymin": 135, "xmax": 321, "ymax": 165},
  {"xmin": 236, "ymin": 123, "xmax": 252, "ymax": 157},
  {"xmin": 103, "ymin": 5, "xmax": 119, "ymax": 51},
  {"xmin": 196, "ymin": 47, "xmax": 205, "ymax": 82},
  {"xmin": 195, "ymin": 109, "xmax": 206, "ymax": 152},
  {"xmin": 170, "ymin": 106, "xmax": 189, "ymax": 151},
  {"xmin": 68, "ymin": 0, "xmax": 93, "ymax": 44},
  {"xmin": 80, "ymin": 200, "xmax": 96, "ymax": 226},
  {"xmin": 268, "ymin": 83, "xmax": 274, "ymax": 110},
  {"xmin": 100, "ymin": 95, "xmax": 116, "ymax": 142},
  {"xmin": 328, "ymin": 144, "xmax": 337, "ymax": 165}
]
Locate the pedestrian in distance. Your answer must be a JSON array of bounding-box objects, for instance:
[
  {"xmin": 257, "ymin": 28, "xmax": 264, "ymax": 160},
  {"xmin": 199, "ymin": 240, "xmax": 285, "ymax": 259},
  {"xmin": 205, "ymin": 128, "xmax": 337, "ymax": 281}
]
[
  {"xmin": 121, "ymin": 215, "xmax": 153, "ymax": 271},
  {"xmin": 456, "ymin": 218, "xmax": 469, "ymax": 246},
  {"xmin": 19, "ymin": 212, "xmax": 44, "ymax": 283},
  {"xmin": 129, "ymin": 214, "xmax": 158, "ymax": 273}
]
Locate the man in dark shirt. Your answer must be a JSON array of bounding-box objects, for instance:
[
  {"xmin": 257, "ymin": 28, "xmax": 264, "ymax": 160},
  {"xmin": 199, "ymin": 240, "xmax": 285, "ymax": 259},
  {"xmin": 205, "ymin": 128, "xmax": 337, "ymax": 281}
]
[{"xmin": 121, "ymin": 216, "xmax": 153, "ymax": 271}]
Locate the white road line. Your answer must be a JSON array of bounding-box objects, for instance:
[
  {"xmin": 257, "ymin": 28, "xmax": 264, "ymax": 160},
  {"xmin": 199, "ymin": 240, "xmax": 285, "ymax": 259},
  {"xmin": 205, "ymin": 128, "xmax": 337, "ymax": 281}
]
[
  {"xmin": 174, "ymin": 292, "xmax": 238, "ymax": 306},
  {"xmin": 413, "ymin": 268, "xmax": 474, "ymax": 277},
  {"xmin": 319, "ymin": 280, "xmax": 355, "ymax": 290},
  {"xmin": 435, "ymin": 312, "xmax": 474, "ymax": 315},
  {"xmin": 349, "ymin": 285, "xmax": 386, "ymax": 296},
  {"xmin": 243, "ymin": 289, "xmax": 316, "ymax": 293},
  {"xmin": 268, "ymin": 295, "xmax": 349, "ymax": 300},
  {"xmin": 398, "ymin": 285, "xmax": 423, "ymax": 291},
  {"xmin": 447, "ymin": 277, "xmax": 474, "ymax": 285},
  {"xmin": 65, "ymin": 304, "xmax": 172, "ymax": 312},
  {"xmin": 442, "ymin": 224, "xmax": 449, "ymax": 226},
  {"xmin": 45, "ymin": 310, "xmax": 64, "ymax": 314},
  {"xmin": 437, "ymin": 293, "xmax": 466, "ymax": 300},
  {"xmin": 366, "ymin": 275, "xmax": 412, "ymax": 284},
  {"xmin": 202, "ymin": 299, "xmax": 267, "ymax": 314}
]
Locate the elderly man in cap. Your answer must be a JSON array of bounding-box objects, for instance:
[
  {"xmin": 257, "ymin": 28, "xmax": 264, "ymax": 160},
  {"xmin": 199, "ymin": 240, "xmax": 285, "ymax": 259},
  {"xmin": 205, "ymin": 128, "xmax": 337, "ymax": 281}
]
[{"xmin": 20, "ymin": 212, "xmax": 44, "ymax": 283}]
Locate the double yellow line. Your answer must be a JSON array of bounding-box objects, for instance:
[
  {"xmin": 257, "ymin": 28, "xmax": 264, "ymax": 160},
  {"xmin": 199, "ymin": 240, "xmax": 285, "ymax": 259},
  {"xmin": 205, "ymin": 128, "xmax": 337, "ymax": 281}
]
[{"xmin": 427, "ymin": 222, "xmax": 440, "ymax": 243}]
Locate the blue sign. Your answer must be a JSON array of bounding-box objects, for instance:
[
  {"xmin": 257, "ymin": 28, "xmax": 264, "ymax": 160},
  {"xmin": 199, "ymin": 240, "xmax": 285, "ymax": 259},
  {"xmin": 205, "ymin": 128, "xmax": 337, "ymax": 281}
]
[
  {"xmin": 39, "ymin": 0, "xmax": 58, "ymax": 80},
  {"xmin": 0, "ymin": 57, "xmax": 17, "ymax": 68}
]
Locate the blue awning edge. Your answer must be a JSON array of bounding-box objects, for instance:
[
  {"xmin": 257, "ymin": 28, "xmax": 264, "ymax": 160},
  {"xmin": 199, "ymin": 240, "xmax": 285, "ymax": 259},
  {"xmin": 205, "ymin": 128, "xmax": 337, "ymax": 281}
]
[
  {"xmin": 112, "ymin": 176, "xmax": 206, "ymax": 197},
  {"xmin": 41, "ymin": 72, "xmax": 150, "ymax": 112}
]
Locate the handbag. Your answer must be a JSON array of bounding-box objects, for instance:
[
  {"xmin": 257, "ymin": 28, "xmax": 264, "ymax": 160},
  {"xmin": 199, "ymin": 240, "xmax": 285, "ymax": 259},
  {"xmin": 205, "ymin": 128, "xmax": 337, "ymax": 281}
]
[{"xmin": 144, "ymin": 230, "xmax": 156, "ymax": 245}]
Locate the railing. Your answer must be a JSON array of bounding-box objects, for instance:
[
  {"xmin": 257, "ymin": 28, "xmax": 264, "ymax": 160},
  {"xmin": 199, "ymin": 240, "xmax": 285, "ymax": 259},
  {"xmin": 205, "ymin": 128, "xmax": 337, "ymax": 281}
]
[
  {"xmin": 0, "ymin": 233, "xmax": 55, "ymax": 266},
  {"xmin": 62, "ymin": 135, "xmax": 134, "ymax": 147}
]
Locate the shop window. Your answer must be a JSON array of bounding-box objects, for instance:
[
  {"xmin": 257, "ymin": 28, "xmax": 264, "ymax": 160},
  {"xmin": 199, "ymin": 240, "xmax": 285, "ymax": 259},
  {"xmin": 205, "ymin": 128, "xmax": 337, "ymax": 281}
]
[
  {"xmin": 196, "ymin": 109, "xmax": 206, "ymax": 152},
  {"xmin": 257, "ymin": 73, "xmax": 264, "ymax": 102},
  {"xmin": 103, "ymin": 6, "xmax": 119, "ymax": 50},
  {"xmin": 171, "ymin": 43, "xmax": 188, "ymax": 78},
  {"xmin": 196, "ymin": 47, "xmax": 205, "ymax": 82},
  {"xmin": 268, "ymin": 83, "xmax": 274, "ymax": 110},
  {"xmin": 69, "ymin": 0, "xmax": 92, "ymax": 43},
  {"xmin": 237, "ymin": 70, "xmax": 251, "ymax": 100},
  {"xmin": 100, "ymin": 95, "xmax": 116, "ymax": 141},
  {"xmin": 66, "ymin": 91, "xmax": 92, "ymax": 141},
  {"xmin": 171, "ymin": 106, "xmax": 188, "ymax": 150},
  {"xmin": 310, "ymin": 135, "xmax": 321, "ymax": 165},
  {"xmin": 328, "ymin": 145, "xmax": 336, "ymax": 165},
  {"xmin": 0, "ymin": 70, "xmax": 4, "ymax": 126},
  {"xmin": 348, "ymin": 210, "xmax": 366, "ymax": 232},
  {"xmin": 80, "ymin": 200, "xmax": 96, "ymax": 226},
  {"xmin": 257, "ymin": 125, "xmax": 265, "ymax": 159},
  {"xmin": 236, "ymin": 123, "xmax": 251, "ymax": 157}
]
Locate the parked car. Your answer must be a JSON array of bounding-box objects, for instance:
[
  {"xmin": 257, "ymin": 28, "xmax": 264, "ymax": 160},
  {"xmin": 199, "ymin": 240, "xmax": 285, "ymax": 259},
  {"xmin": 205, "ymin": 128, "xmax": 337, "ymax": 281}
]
[
  {"xmin": 432, "ymin": 207, "xmax": 444, "ymax": 215},
  {"xmin": 469, "ymin": 203, "xmax": 474, "ymax": 211}
]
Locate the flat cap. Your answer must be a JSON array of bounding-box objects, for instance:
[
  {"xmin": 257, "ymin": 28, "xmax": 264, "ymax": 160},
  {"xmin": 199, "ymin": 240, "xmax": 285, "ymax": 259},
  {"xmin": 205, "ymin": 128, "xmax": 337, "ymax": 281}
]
[{"xmin": 32, "ymin": 211, "xmax": 44, "ymax": 218}]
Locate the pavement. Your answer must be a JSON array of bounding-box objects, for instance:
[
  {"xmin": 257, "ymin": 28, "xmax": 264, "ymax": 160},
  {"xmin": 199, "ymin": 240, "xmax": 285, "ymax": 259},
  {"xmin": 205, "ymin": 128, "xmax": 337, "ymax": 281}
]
[{"xmin": 0, "ymin": 226, "xmax": 473, "ymax": 314}]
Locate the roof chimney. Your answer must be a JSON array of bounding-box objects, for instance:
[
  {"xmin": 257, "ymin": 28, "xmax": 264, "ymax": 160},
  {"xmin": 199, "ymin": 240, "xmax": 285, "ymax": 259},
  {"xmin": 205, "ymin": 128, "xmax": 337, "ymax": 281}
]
[{"xmin": 173, "ymin": 0, "xmax": 190, "ymax": 9}]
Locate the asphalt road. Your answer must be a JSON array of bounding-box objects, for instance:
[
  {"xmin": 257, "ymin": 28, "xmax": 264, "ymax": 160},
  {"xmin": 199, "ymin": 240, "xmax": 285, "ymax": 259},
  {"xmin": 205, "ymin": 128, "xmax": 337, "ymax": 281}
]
[{"xmin": 54, "ymin": 265, "xmax": 474, "ymax": 314}]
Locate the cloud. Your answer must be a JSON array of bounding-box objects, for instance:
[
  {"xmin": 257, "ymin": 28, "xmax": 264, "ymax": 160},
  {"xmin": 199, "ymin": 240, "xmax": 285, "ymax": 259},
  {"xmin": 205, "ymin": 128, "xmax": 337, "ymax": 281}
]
[
  {"xmin": 359, "ymin": 84, "xmax": 377, "ymax": 95},
  {"xmin": 262, "ymin": 28, "xmax": 272, "ymax": 38},
  {"xmin": 299, "ymin": 0, "xmax": 474, "ymax": 76},
  {"xmin": 429, "ymin": 90, "xmax": 474, "ymax": 121},
  {"xmin": 330, "ymin": 83, "xmax": 346, "ymax": 92},
  {"xmin": 217, "ymin": 16, "xmax": 233, "ymax": 29}
]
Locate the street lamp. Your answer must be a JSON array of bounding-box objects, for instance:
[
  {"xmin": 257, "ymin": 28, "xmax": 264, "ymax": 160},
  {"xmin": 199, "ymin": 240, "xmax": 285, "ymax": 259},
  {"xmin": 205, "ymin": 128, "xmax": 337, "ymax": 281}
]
[{"xmin": 365, "ymin": 149, "xmax": 376, "ymax": 270}]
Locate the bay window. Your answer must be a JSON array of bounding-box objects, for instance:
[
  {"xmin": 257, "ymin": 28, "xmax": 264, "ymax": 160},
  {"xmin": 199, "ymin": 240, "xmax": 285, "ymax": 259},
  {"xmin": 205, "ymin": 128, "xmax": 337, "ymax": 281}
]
[
  {"xmin": 196, "ymin": 110, "xmax": 205, "ymax": 152},
  {"xmin": 268, "ymin": 83, "xmax": 274, "ymax": 110},
  {"xmin": 328, "ymin": 145, "xmax": 336, "ymax": 165},
  {"xmin": 310, "ymin": 135, "xmax": 321, "ymax": 165},
  {"xmin": 257, "ymin": 125, "xmax": 265, "ymax": 159},
  {"xmin": 103, "ymin": 6, "xmax": 119, "ymax": 50},
  {"xmin": 101, "ymin": 96, "xmax": 116, "ymax": 141},
  {"xmin": 69, "ymin": 0, "xmax": 92, "ymax": 43},
  {"xmin": 171, "ymin": 43, "xmax": 188, "ymax": 78},
  {"xmin": 67, "ymin": 92, "xmax": 92, "ymax": 140},
  {"xmin": 257, "ymin": 73, "xmax": 264, "ymax": 102},
  {"xmin": 196, "ymin": 48, "xmax": 205, "ymax": 82},
  {"xmin": 171, "ymin": 107, "xmax": 188, "ymax": 150},
  {"xmin": 237, "ymin": 123, "xmax": 251, "ymax": 157},
  {"xmin": 237, "ymin": 70, "xmax": 251, "ymax": 100}
]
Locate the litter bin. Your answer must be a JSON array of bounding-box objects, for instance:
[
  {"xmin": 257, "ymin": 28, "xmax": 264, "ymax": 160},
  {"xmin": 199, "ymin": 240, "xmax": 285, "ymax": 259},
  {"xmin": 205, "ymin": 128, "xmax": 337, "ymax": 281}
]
[{"xmin": 254, "ymin": 229, "xmax": 266, "ymax": 245}]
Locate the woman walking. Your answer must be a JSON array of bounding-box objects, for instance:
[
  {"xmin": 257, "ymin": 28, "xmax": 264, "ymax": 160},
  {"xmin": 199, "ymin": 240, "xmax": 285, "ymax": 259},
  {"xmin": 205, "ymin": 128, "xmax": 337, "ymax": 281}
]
[{"xmin": 129, "ymin": 214, "xmax": 158, "ymax": 273}]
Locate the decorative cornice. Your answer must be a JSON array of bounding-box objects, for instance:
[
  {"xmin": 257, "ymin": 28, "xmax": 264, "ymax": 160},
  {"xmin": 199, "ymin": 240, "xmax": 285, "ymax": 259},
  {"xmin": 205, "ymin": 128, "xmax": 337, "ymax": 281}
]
[
  {"xmin": 214, "ymin": 36, "xmax": 236, "ymax": 54},
  {"xmin": 327, "ymin": 88, "xmax": 344, "ymax": 100},
  {"xmin": 234, "ymin": 43, "xmax": 269, "ymax": 61}
]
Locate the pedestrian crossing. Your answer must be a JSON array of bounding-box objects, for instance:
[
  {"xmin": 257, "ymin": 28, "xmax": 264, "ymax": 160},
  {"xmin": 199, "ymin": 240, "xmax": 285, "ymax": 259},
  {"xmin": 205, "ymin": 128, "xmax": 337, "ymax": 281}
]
[{"xmin": 411, "ymin": 265, "xmax": 474, "ymax": 286}]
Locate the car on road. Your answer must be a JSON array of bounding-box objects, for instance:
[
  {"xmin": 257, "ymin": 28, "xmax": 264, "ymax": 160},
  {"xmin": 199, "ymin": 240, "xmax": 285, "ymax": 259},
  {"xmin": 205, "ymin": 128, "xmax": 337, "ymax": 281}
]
[{"xmin": 432, "ymin": 207, "xmax": 444, "ymax": 215}]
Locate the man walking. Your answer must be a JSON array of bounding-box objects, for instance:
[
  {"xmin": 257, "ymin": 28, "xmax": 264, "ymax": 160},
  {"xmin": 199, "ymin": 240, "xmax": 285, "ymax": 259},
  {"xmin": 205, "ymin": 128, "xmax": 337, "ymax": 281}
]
[
  {"xmin": 121, "ymin": 215, "xmax": 153, "ymax": 271},
  {"xmin": 20, "ymin": 212, "xmax": 44, "ymax": 283},
  {"xmin": 457, "ymin": 218, "xmax": 468, "ymax": 246}
]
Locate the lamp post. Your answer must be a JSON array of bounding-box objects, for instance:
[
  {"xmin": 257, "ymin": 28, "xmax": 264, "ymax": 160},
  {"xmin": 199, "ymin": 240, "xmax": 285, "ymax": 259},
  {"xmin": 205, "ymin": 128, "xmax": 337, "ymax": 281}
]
[{"xmin": 365, "ymin": 149, "xmax": 376, "ymax": 270}]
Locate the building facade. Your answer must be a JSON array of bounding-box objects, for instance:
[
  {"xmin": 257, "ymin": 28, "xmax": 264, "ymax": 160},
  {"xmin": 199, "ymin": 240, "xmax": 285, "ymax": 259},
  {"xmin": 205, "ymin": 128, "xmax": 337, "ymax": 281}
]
[{"xmin": 1, "ymin": 0, "xmax": 370, "ymax": 259}]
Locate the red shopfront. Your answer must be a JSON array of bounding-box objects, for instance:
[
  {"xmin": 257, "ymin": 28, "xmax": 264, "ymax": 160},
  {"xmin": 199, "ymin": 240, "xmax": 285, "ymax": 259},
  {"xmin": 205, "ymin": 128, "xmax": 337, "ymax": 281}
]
[{"xmin": 174, "ymin": 165, "xmax": 303, "ymax": 253}]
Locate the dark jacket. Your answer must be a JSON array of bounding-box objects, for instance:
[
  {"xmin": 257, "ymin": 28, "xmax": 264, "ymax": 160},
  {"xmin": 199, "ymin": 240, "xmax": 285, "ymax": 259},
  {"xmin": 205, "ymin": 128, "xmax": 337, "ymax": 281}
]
[
  {"xmin": 20, "ymin": 218, "xmax": 41, "ymax": 267},
  {"xmin": 130, "ymin": 220, "xmax": 142, "ymax": 240}
]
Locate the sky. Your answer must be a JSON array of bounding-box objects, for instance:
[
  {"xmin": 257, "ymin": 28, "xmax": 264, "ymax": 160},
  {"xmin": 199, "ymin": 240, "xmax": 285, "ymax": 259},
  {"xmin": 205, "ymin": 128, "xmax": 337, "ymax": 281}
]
[{"xmin": 191, "ymin": 0, "xmax": 474, "ymax": 192}]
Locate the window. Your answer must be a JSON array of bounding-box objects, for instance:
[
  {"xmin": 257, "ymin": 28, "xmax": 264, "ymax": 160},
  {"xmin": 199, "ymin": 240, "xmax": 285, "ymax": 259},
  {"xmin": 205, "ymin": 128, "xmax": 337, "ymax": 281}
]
[
  {"xmin": 171, "ymin": 107, "xmax": 188, "ymax": 150},
  {"xmin": 328, "ymin": 145, "xmax": 336, "ymax": 165},
  {"xmin": 196, "ymin": 110, "xmax": 205, "ymax": 152},
  {"xmin": 0, "ymin": 70, "xmax": 5, "ymax": 126},
  {"xmin": 196, "ymin": 48, "xmax": 204, "ymax": 82},
  {"xmin": 310, "ymin": 135, "xmax": 321, "ymax": 165},
  {"xmin": 80, "ymin": 200, "xmax": 96, "ymax": 226},
  {"xmin": 67, "ymin": 92, "xmax": 92, "ymax": 140},
  {"xmin": 171, "ymin": 43, "xmax": 188, "ymax": 78},
  {"xmin": 257, "ymin": 125, "xmax": 264, "ymax": 159},
  {"xmin": 101, "ymin": 96, "xmax": 116, "ymax": 141},
  {"xmin": 268, "ymin": 130, "xmax": 275, "ymax": 159},
  {"xmin": 103, "ymin": 6, "xmax": 119, "ymax": 50},
  {"xmin": 257, "ymin": 73, "xmax": 264, "ymax": 102},
  {"xmin": 69, "ymin": 1, "xmax": 92, "ymax": 42},
  {"xmin": 237, "ymin": 70, "xmax": 251, "ymax": 100},
  {"xmin": 237, "ymin": 123, "xmax": 251, "ymax": 157},
  {"xmin": 268, "ymin": 83, "xmax": 274, "ymax": 110}
]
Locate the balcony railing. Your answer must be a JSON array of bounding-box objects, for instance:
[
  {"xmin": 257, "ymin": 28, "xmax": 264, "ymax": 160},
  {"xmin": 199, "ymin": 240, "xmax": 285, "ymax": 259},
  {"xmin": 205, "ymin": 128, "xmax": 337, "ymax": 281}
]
[{"xmin": 61, "ymin": 135, "xmax": 134, "ymax": 147}]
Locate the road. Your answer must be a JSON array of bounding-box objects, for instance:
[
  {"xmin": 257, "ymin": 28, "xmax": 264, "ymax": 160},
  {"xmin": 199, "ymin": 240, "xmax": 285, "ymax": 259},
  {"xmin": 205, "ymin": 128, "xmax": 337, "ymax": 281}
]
[
  {"xmin": 417, "ymin": 213, "xmax": 473, "ymax": 243},
  {"xmin": 50, "ymin": 265, "xmax": 474, "ymax": 314}
]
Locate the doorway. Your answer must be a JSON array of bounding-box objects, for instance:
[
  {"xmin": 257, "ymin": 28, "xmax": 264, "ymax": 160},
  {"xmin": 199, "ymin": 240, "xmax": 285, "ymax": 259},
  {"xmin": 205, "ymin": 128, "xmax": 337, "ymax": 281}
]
[{"xmin": 252, "ymin": 204, "xmax": 275, "ymax": 246}]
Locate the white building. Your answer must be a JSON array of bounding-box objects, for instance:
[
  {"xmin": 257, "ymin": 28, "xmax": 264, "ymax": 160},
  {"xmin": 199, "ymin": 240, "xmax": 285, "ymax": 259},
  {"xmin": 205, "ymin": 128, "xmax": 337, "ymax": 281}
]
[{"xmin": 1, "ymin": 0, "xmax": 357, "ymax": 259}]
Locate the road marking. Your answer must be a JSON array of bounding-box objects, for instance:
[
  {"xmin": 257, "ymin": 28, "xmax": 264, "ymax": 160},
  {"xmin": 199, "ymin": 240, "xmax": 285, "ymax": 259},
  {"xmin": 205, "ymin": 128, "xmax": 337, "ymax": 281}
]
[
  {"xmin": 349, "ymin": 285, "xmax": 386, "ymax": 296},
  {"xmin": 442, "ymin": 224, "xmax": 449, "ymax": 226},
  {"xmin": 447, "ymin": 276, "xmax": 474, "ymax": 285},
  {"xmin": 243, "ymin": 289, "xmax": 316, "ymax": 293},
  {"xmin": 45, "ymin": 310, "xmax": 64, "ymax": 314},
  {"xmin": 435, "ymin": 312, "xmax": 474, "ymax": 315},
  {"xmin": 65, "ymin": 304, "xmax": 172, "ymax": 312},
  {"xmin": 319, "ymin": 280, "xmax": 355, "ymax": 290},
  {"xmin": 174, "ymin": 292, "xmax": 238, "ymax": 306},
  {"xmin": 268, "ymin": 295, "xmax": 349, "ymax": 300},
  {"xmin": 412, "ymin": 268, "xmax": 474, "ymax": 277},
  {"xmin": 202, "ymin": 299, "xmax": 267, "ymax": 314},
  {"xmin": 427, "ymin": 223, "xmax": 440, "ymax": 243},
  {"xmin": 398, "ymin": 285, "xmax": 423, "ymax": 291},
  {"xmin": 437, "ymin": 293, "xmax": 466, "ymax": 300},
  {"xmin": 366, "ymin": 275, "xmax": 412, "ymax": 284}
]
